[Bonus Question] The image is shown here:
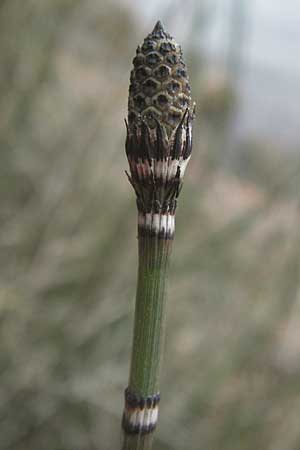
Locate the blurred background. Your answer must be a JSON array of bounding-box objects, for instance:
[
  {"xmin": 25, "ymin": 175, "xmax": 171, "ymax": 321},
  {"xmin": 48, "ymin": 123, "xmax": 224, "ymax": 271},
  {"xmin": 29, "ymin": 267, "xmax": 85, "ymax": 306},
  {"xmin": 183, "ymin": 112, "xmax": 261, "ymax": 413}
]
[{"xmin": 1, "ymin": 0, "xmax": 300, "ymax": 449}]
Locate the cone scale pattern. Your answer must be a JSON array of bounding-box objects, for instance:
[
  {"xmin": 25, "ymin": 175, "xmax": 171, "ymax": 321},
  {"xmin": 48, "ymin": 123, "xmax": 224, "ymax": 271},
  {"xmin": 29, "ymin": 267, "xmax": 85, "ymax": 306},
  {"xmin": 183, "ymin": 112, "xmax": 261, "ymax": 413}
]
[
  {"xmin": 128, "ymin": 21, "xmax": 193, "ymax": 135},
  {"xmin": 126, "ymin": 21, "xmax": 195, "ymax": 240}
]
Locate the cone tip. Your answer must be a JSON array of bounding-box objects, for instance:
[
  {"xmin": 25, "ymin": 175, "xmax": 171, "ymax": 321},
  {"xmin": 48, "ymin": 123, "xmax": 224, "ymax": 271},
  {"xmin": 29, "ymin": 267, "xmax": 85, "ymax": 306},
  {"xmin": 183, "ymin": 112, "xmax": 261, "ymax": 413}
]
[{"xmin": 152, "ymin": 20, "xmax": 165, "ymax": 34}]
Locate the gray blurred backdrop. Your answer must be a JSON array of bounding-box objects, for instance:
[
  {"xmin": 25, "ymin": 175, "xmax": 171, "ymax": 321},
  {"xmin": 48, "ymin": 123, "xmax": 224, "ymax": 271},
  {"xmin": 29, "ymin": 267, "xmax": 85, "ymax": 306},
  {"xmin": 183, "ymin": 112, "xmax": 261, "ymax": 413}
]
[{"xmin": 1, "ymin": 1, "xmax": 300, "ymax": 449}]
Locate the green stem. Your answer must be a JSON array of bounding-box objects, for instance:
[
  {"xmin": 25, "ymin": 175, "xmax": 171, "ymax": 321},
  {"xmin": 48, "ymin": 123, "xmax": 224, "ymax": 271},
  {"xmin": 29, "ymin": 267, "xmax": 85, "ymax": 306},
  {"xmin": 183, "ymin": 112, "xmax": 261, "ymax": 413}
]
[
  {"xmin": 122, "ymin": 229, "xmax": 173, "ymax": 450},
  {"xmin": 130, "ymin": 232, "xmax": 172, "ymax": 395}
]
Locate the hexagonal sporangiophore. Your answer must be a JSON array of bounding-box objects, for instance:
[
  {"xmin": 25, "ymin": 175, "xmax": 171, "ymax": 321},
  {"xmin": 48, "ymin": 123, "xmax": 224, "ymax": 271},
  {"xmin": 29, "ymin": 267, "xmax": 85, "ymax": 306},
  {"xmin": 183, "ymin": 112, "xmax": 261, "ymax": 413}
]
[
  {"xmin": 172, "ymin": 66, "xmax": 187, "ymax": 79},
  {"xmin": 159, "ymin": 41, "xmax": 177, "ymax": 55},
  {"xmin": 153, "ymin": 92, "xmax": 172, "ymax": 111},
  {"xmin": 135, "ymin": 66, "xmax": 151, "ymax": 82},
  {"xmin": 141, "ymin": 39, "xmax": 157, "ymax": 54},
  {"xmin": 165, "ymin": 79, "xmax": 181, "ymax": 95},
  {"xmin": 145, "ymin": 52, "xmax": 163, "ymax": 67},
  {"xmin": 133, "ymin": 94, "xmax": 146, "ymax": 112},
  {"xmin": 154, "ymin": 64, "xmax": 172, "ymax": 81},
  {"xmin": 142, "ymin": 78, "xmax": 160, "ymax": 97},
  {"xmin": 165, "ymin": 53, "xmax": 179, "ymax": 66}
]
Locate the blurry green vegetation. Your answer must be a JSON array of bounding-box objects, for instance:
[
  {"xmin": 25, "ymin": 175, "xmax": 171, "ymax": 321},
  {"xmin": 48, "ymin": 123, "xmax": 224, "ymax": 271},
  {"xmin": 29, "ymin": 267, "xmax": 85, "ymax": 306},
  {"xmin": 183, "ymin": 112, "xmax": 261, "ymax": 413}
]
[{"xmin": 1, "ymin": 1, "xmax": 300, "ymax": 450}]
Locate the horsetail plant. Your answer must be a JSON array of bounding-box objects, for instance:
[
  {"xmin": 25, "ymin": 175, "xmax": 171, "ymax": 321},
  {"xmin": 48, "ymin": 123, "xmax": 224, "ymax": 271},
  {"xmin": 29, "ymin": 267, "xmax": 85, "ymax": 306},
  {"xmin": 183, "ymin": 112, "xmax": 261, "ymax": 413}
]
[{"xmin": 122, "ymin": 21, "xmax": 195, "ymax": 449}]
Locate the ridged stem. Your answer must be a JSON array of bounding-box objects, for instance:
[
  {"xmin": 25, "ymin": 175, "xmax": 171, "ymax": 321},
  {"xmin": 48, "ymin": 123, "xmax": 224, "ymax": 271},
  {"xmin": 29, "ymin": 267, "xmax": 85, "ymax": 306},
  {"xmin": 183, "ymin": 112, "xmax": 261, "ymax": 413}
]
[
  {"xmin": 130, "ymin": 232, "xmax": 172, "ymax": 394},
  {"xmin": 122, "ymin": 223, "xmax": 173, "ymax": 450}
]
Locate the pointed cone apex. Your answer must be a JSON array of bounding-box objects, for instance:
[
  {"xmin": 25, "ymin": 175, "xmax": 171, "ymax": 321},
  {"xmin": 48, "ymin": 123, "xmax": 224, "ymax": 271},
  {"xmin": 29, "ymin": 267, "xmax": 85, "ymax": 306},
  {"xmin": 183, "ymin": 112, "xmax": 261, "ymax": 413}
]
[
  {"xmin": 152, "ymin": 20, "xmax": 164, "ymax": 34},
  {"xmin": 148, "ymin": 20, "xmax": 171, "ymax": 40}
]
